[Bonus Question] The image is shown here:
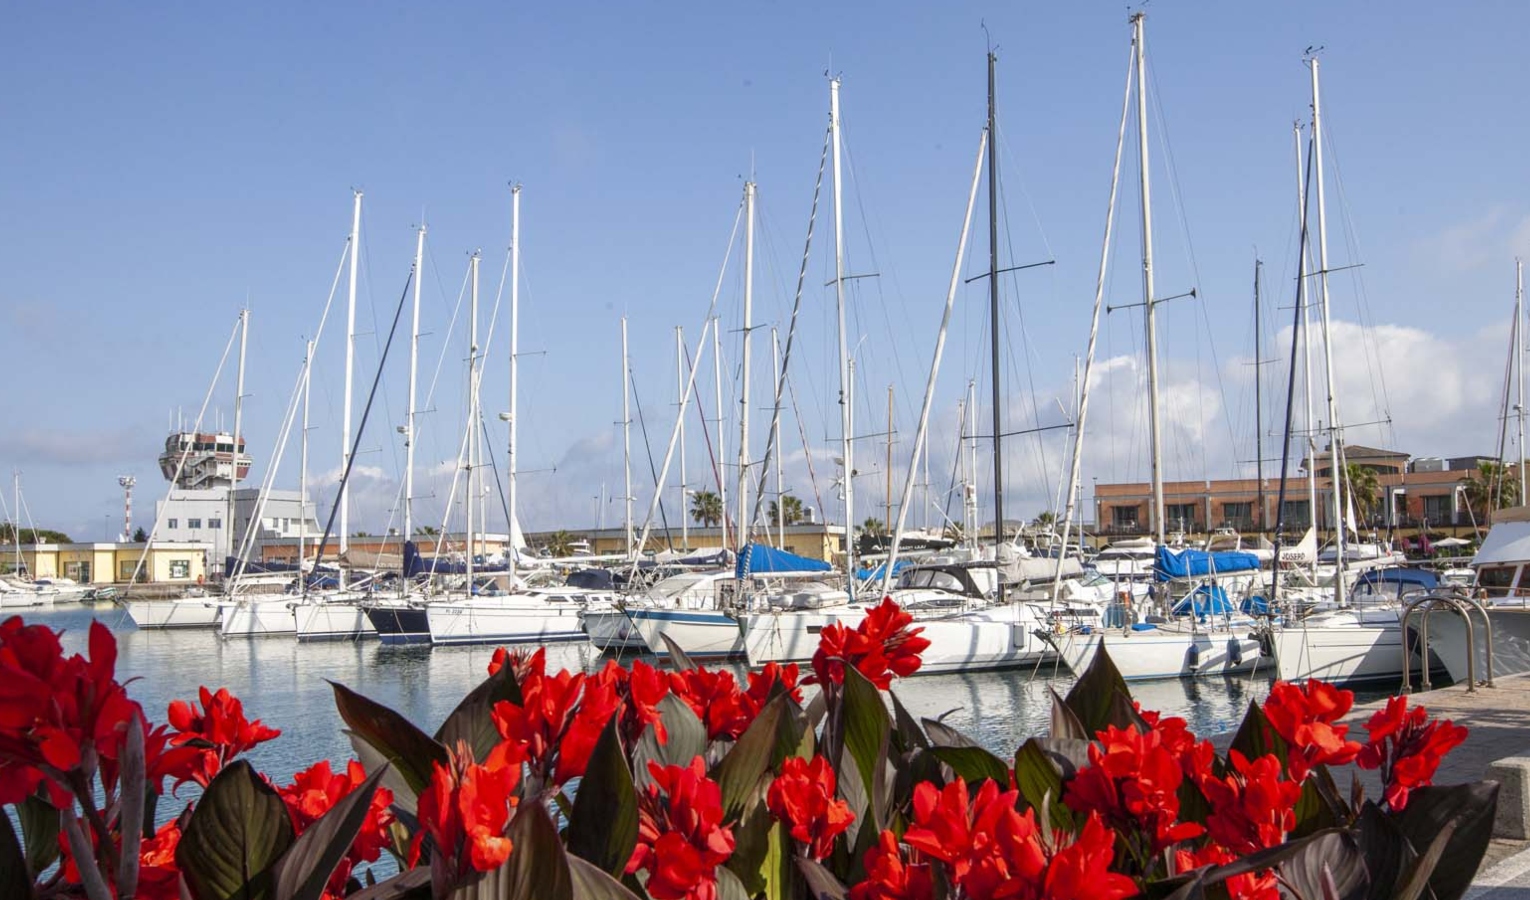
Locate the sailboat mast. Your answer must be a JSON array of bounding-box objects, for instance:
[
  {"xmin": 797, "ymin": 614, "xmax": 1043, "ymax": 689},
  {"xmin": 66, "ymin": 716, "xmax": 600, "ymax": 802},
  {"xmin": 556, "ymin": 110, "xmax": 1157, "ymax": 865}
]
[
  {"xmin": 737, "ymin": 181, "xmax": 756, "ymax": 550},
  {"xmin": 230, "ymin": 307, "xmax": 248, "ymax": 572},
  {"xmin": 677, "ymin": 326, "xmax": 688, "ymax": 550},
  {"xmin": 1132, "ymin": 13, "xmax": 1166, "ymax": 546},
  {"xmin": 622, "ymin": 316, "xmax": 633, "ymax": 558},
  {"xmin": 300, "ymin": 339, "xmax": 312, "ymax": 585},
  {"xmin": 405, "ymin": 225, "xmax": 425, "ymax": 543},
  {"xmin": 885, "ymin": 385, "xmax": 894, "ymax": 533},
  {"xmin": 341, "ymin": 190, "xmax": 361, "ymax": 554},
  {"xmin": 773, "ymin": 327, "xmax": 784, "ymax": 546},
  {"xmin": 1254, "ymin": 258, "xmax": 1265, "ymax": 533},
  {"xmin": 713, "ymin": 316, "xmax": 729, "ymax": 551},
  {"xmin": 1293, "ymin": 121, "xmax": 1319, "ymax": 578},
  {"xmin": 830, "ymin": 77, "xmax": 856, "ymax": 593},
  {"xmin": 508, "ymin": 186, "xmax": 520, "ymax": 581},
  {"xmin": 1518, "ymin": 258, "xmax": 1526, "ymax": 502},
  {"xmin": 1309, "ymin": 58, "xmax": 1346, "ymax": 603},
  {"xmin": 467, "ymin": 251, "xmax": 480, "ymax": 586},
  {"xmin": 966, "ymin": 380, "xmax": 979, "ymax": 549},
  {"xmin": 986, "ymin": 51, "xmax": 1005, "ymax": 547}
]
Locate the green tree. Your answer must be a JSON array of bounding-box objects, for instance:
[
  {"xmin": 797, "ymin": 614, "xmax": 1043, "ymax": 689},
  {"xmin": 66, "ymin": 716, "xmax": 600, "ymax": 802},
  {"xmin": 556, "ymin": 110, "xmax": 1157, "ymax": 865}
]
[
  {"xmin": 544, "ymin": 529, "xmax": 575, "ymax": 556},
  {"xmin": 0, "ymin": 524, "xmax": 73, "ymax": 544},
  {"xmin": 1342, "ymin": 462, "xmax": 1381, "ymax": 522},
  {"xmin": 131, "ymin": 527, "xmax": 148, "ymax": 543},
  {"xmin": 416, "ymin": 524, "xmax": 440, "ymax": 537},
  {"xmin": 766, "ymin": 494, "xmax": 804, "ymax": 527},
  {"xmin": 861, "ymin": 517, "xmax": 887, "ymax": 537},
  {"xmin": 690, "ymin": 490, "xmax": 723, "ymax": 527},
  {"xmin": 1033, "ymin": 510, "xmax": 1057, "ymax": 528},
  {"xmin": 1462, "ymin": 461, "xmax": 1523, "ymax": 519}
]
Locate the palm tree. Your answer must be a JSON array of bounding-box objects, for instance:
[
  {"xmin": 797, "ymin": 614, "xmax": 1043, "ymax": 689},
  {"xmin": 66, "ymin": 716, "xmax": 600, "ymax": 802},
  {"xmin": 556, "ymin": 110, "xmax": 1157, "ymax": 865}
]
[
  {"xmin": 1342, "ymin": 462, "xmax": 1381, "ymax": 523},
  {"xmin": 766, "ymin": 494, "xmax": 804, "ymax": 527},
  {"xmin": 1462, "ymin": 462, "xmax": 1523, "ymax": 519},
  {"xmin": 690, "ymin": 490, "xmax": 722, "ymax": 527},
  {"xmin": 544, "ymin": 530, "xmax": 575, "ymax": 556},
  {"xmin": 1033, "ymin": 510, "xmax": 1057, "ymax": 528},
  {"xmin": 861, "ymin": 517, "xmax": 887, "ymax": 537}
]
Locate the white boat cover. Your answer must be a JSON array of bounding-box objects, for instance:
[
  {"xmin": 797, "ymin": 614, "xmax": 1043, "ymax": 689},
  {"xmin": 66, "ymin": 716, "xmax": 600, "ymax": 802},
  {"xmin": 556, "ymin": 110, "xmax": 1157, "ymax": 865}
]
[{"xmin": 1473, "ymin": 519, "xmax": 1530, "ymax": 567}]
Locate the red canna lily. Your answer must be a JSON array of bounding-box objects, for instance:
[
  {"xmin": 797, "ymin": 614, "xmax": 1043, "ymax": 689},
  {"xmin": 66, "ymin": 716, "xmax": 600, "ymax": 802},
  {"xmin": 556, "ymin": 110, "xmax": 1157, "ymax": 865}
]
[
  {"xmin": 487, "ymin": 645, "xmax": 545, "ymax": 680},
  {"xmin": 1174, "ymin": 842, "xmax": 1279, "ymax": 900},
  {"xmin": 766, "ymin": 755, "xmax": 854, "ymax": 859},
  {"xmin": 1356, "ymin": 695, "xmax": 1468, "ymax": 810},
  {"xmin": 849, "ymin": 830, "xmax": 935, "ymax": 900},
  {"xmin": 808, "ymin": 598, "xmax": 930, "ymax": 690},
  {"xmin": 491, "ymin": 665, "xmax": 591, "ymax": 785},
  {"xmin": 627, "ymin": 757, "xmax": 736, "ymax": 900},
  {"xmin": 280, "ymin": 759, "xmax": 397, "ymax": 893},
  {"xmin": 1261, "ymin": 679, "xmax": 1362, "ymax": 781},
  {"xmin": 1064, "ymin": 724, "xmax": 1204, "ymax": 853},
  {"xmin": 137, "ymin": 818, "xmax": 185, "ymax": 900},
  {"xmin": 1198, "ymin": 750, "xmax": 1302, "ymax": 855},
  {"xmin": 165, "ymin": 686, "xmax": 281, "ymax": 788},
  {"xmin": 586, "ymin": 659, "xmax": 670, "ymax": 747},
  {"xmin": 669, "ymin": 666, "xmax": 756, "ymax": 741},
  {"xmin": 410, "ymin": 740, "xmax": 521, "ymax": 882}
]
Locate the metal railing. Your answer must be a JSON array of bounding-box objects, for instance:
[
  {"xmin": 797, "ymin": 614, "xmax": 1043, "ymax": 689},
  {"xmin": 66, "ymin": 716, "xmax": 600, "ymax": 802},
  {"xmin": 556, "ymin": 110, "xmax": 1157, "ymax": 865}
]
[{"xmin": 1401, "ymin": 586, "xmax": 1494, "ymax": 693}]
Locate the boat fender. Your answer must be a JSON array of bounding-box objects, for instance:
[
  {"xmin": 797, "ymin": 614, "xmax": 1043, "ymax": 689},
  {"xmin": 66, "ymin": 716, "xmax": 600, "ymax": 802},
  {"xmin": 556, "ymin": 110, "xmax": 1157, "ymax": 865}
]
[
  {"xmin": 1227, "ymin": 638, "xmax": 1243, "ymax": 668},
  {"xmin": 1186, "ymin": 643, "xmax": 1201, "ymax": 670},
  {"xmin": 1255, "ymin": 630, "xmax": 1274, "ymax": 659}
]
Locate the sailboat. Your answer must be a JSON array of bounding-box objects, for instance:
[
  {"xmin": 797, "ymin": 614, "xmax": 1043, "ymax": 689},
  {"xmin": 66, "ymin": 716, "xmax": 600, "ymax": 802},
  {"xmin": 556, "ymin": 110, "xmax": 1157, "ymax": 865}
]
[{"xmin": 1050, "ymin": 13, "xmax": 1265, "ymax": 681}]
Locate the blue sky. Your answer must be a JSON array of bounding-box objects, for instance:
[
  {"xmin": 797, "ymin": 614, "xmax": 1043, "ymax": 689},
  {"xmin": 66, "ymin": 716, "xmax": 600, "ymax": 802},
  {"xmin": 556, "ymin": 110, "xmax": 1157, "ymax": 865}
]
[{"xmin": 4, "ymin": 1, "xmax": 1529, "ymax": 542}]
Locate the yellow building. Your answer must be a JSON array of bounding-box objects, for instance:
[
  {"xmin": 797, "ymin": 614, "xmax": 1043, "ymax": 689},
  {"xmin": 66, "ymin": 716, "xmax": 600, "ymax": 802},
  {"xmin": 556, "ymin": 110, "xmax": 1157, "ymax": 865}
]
[
  {"xmin": 17, "ymin": 542, "xmax": 210, "ymax": 585},
  {"xmin": 524, "ymin": 524, "xmax": 847, "ymax": 564}
]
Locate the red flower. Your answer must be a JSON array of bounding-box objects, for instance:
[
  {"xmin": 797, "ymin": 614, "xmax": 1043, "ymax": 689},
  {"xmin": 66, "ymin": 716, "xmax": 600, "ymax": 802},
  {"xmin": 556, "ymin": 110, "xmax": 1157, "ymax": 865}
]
[
  {"xmin": 1136, "ymin": 702, "xmax": 1215, "ymax": 781},
  {"xmin": 1064, "ymin": 724, "xmax": 1204, "ymax": 852},
  {"xmin": 626, "ymin": 757, "xmax": 735, "ymax": 900},
  {"xmin": 1198, "ymin": 750, "xmax": 1301, "ymax": 855},
  {"xmin": 766, "ymin": 755, "xmax": 854, "ymax": 859},
  {"xmin": 488, "ymin": 646, "xmax": 545, "ymax": 680},
  {"xmin": 745, "ymin": 662, "xmax": 803, "ymax": 706},
  {"xmin": 1356, "ymin": 695, "xmax": 1468, "ymax": 810},
  {"xmin": 849, "ymin": 830, "xmax": 934, "ymax": 900},
  {"xmin": 137, "ymin": 818, "xmax": 185, "ymax": 900},
  {"xmin": 670, "ymin": 666, "xmax": 755, "ymax": 741},
  {"xmin": 280, "ymin": 759, "xmax": 397, "ymax": 893},
  {"xmin": 808, "ymin": 598, "xmax": 930, "ymax": 690},
  {"xmin": 0, "ymin": 618, "xmax": 137, "ymax": 805},
  {"xmin": 410, "ymin": 740, "xmax": 521, "ymax": 880},
  {"xmin": 1175, "ymin": 843, "xmax": 1278, "ymax": 900},
  {"xmin": 165, "ymin": 686, "xmax": 281, "ymax": 788},
  {"xmin": 587, "ymin": 659, "xmax": 670, "ymax": 747},
  {"xmin": 491, "ymin": 665, "xmax": 597, "ymax": 785},
  {"xmin": 1262, "ymin": 680, "xmax": 1362, "ymax": 780},
  {"xmin": 1036, "ymin": 812, "xmax": 1138, "ymax": 900}
]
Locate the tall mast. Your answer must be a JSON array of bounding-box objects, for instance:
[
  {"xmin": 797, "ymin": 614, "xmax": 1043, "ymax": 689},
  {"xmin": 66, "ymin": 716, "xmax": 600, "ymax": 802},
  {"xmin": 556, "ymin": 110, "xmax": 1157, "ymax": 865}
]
[
  {"xmin": 1309, "ymin": 57, "xmax": 1345, "ymax": 603},
  {"xmin": 508, "ymin": 185, "xmax": 521, "ymax": 582},
  {"xmin": 12, "ymin": 471, "xmax": 20, "ymax": 573},
  {"xmin": 830, "ymin": 76, "xmax": 856, "ymax": 593},
  {"xmin": 773, "ymin": 327, "xmax": 784, "ymax": 546},
  {"xmin": 885, "ymin": 385, "xmax": 894, "ymax": 534},
  {"xmin": 1518, "ymin": 258, "xmax": 1526, "ymax": 503},
  {"xmin": 341, "ymin": 190, "xmax": 361, "ymax": 553},
  {"xmin": 677, "ymin": 326, "xmax": 688, "ymax": 550},
  {"xmin": 1132, "ymin": 12, "xmax": 1166, "ymax": 546},
  {"xmin": 622, "ymin": 316, "xmax": 633, "ymax": 558},
  {"xmin": 986, "ymin": 51, "xmax": 1005, "ymax": 548},
  {"xmin": 300, "ymin": 339, "xmax": 312, "ymax": 587},
  {"xmin": 1294, "ymin": 121, "xmax": 1318, "ymax": 578},
  {"xmin": 405, "ymin": 224, "xmax": 425, "ymax": 543},
  {"xmin": 230, "ymin": 307, "xmax": 248, "ymax": 570},
  {"xmin": 737, "ymin": 180, "xmax": 756, "ymax": 550},
  {"xmin": 713, "ymin": 316, "xmax": 729, "ymax": 550},
  {"xmin": 1254, "ymin": 258, "xmax": 1265, "ymax": 533},
  {"xmin": 966, "ymin": 380, "xmax": 980, "ymax": 549},
  {"xmin": 467, "ymin": 251, "xmax": 480, "ymax": 587}
]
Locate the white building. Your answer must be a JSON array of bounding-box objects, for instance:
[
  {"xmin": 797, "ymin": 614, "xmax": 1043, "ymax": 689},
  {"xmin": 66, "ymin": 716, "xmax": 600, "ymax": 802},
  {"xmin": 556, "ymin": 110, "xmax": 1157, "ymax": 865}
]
[{"xmin": 156, "ymin": 487, "xmax": 318, "ymax": 574}]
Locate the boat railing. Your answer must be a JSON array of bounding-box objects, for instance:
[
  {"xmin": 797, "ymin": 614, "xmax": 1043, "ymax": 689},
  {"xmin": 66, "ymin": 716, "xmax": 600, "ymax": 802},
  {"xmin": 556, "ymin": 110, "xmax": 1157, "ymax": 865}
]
[{"xmin": 1401, "ymin": 586, "xmax": 1494, "ymax": 694}]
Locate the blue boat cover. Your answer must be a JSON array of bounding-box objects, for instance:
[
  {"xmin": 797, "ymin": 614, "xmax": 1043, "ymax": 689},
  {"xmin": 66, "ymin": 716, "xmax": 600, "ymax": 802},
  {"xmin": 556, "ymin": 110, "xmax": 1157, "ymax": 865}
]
[
  {"xmin": 1354, "ymin": 567, "xmax": 1437, "ymax": 590},
  {"xmin": 736, "ymin": 543, "xmax": 832, "ymax": 578},
  {"xmin": 1171, "ymin": 584, "xmax": 1236, "ymax": 617},
  {"xmin": 403, "ymin": 540, "xmax": 510, "ymax": 578},
  {"xmin": 855, "ymin": 559, "xmax": 912, "ymax": 581},
  {"xmin": 1154, "ymin": 547, "xmax": 1262, "ymax": 582}
]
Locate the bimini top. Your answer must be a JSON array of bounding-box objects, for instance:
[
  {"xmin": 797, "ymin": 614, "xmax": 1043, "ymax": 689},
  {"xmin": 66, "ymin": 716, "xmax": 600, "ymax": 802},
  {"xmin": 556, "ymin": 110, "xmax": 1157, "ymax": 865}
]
[
  {"xmin": 735, "ymin": 543, "xmax": 833, "ymax": 578},
  {"xmin": 1153, "ymin": 546, "xmax": 1261, "ymax": 582},
  {"xmin": 1353, "ymin": 567, "xmax": 1438, "ymax": 591},
  {"xmin": 1474, "ymin": 518, "xmax": 1530, "ymax": 567}
]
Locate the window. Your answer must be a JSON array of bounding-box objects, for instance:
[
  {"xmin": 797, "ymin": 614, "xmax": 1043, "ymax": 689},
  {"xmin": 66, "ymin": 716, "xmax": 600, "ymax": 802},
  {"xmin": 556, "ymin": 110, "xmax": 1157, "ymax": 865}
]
[
  {"xmin": 1111, "ymin": 506, "xmax": 1139, "ymax": 528},
  {"xmin": 209, "ymin": 518, "xmax": 222, "ymax": 529},
  {"xmin": 1280, "ymin": 500, "xmax": 1309, "ymax": 527},
  {"xmin": 1222, "ymin": 502, "xmax": 1252, "ymax": 525},
  {"xmin": 1165, "ymin": 503, "xmax": 1198, "ymax": 529},
  {"xmin": 187, "ymin": 518, "xmax": 202, "ymax": 529},
  {"xmin": 1479, "ymin": 565, "xmax": 1518, "ymax": 598},
  {"xmin": 1422, "ymin": 495, "xmax": 1452, "ymax": 524},
  {"xmin": 168, "ymin": 559, "xmax": 191, "ymax": 580},
  {"xmin": 167, "ymin": 518, "xmax": 178, "ymax": 529}
]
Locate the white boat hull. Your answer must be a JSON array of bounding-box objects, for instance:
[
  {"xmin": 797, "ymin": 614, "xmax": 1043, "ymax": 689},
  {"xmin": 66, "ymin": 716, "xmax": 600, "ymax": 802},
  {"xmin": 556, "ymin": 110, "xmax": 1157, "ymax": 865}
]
[
  {"xmin": 744, "ymin": 604, "xmax": 1052, "ymax": 674},
  {"xmin": 1272, "ymin": 620, "xmax": 1412, "ymax": 685},
  {"xmin": 0, "ymin": 592, "xmax": 53, "ymax": 609},
  {"xmin": 580, "ymin": 607, "xmax": 646, "ymax": 651},
  {"xmin": 126, "ymin": 598, "xmax": 222, "ymax": 629},
  {"xmin": 1058, "ymin": 626, "xmax": 1266, "ymax": 681},
  {"xmin": 630, "ymin": 608, "xmax": 743, "ymax": 659},
  {"xmin": 427, "ymin": 599, "xmax": 587, "ymax": 646},
  {"xmin": 1426, "ymin": 606, "xmax": 1530, "ymax": 684},
  {"xmin": 294, "ymin": 602, "xmax": 377, "ymax": 641},
  {"xmin": 219, "ymin": 600, "xmax": 297, "ymax": 637}
]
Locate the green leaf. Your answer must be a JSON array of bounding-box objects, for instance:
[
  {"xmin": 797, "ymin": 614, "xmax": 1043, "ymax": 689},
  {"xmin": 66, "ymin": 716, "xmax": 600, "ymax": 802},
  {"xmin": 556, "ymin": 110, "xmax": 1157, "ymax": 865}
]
[
  {"xmin": 273, "ymin": 764, "xmax": 389, "ymax": 900},
  {"xmin": 795, "ymin": 857, "xmax": 849, "ymax": 900},
  {"xmin": 714, "ymin": 866, "xmax": 750, "ymax": 900},
  {"xmin": 920, "ymin": 717, "xmax": 979, "ymax": 749},
  {"xmin": 1062, "ymin": 642, "xmax": 1137, "ymax": 735},
  {"xmin": 567, "ymin": 715, "xmax": 639, "ymax": 877},
  {"xmin": 17, "ymin": 792, "xmax": 60, "ymax": 877},
  {"xmin": 1048, "ymin": 686, "xmax": 1089, "ymax": 741},
  {"xmin": 724, "ymin": 797, "xmax": 776, "ymax": 896},
  {"xmin": 1394, "ymin": 782, "xmax": 1500, "ymax": 900},
  {"xmin": 0, "ymin": 807, "xmax": 31, "ymax": 899},
  {"xmin": 1395, "ymin": 818, "xmax": 1457, "ymax": 900},
  {"xmin": 712, "ymin": 695, "xmax": 786, "ymax": 822},
  {"xmin": 434, "ymin": 666, "xmax": 523, "ymax": 763},
  {"xmin": 1353, "ymin": 802, "xmax": 1414, "ymax": 900},
  {"xmin": 929, "ymin": 746, "xmax": 1011, "ymax": 786},
  {"xmin": 772, "ymin": 696, "xmax": 815, "ymax": 766},
  {"xmin": 344, "ymin": 868, "xmax": 432, "ymax": 900},
  {"xmin": 568, "ymin": 855, "xmax": 646, "ymax": 900},
  {"xmin": 175, "ymin": 759, "xmax": 296, "ymax": 900},
  {"xmin": 498, "ymin": 802, "xmax": 574, "ymax": 900},
  {"xmin": 1227, "ymin": 700, "xmax": 1285, "ymax": 767},
  {"xmin": 840, "ymin": 666, "xmax": 891, "ymax": 831},
  {"xmin": 1275, "ymin": 829, "xmax": 1369, "ymax": 900},
  {"xmin": 331, "ymin": 680, "xmax": 447, "ymax": 797},
  {"xmin": 659, "ymin": 633, "xmax": 698, "ymax": 671},
  {"xmin": 118, "ymin": 714, "xmax": 146, "ymax": 899},
  {"xmin": 634, "ymin": 694, "xmax": 707, "ymax": 788},
  {"xmin": 1013, "ymin": 738, "xmax": 1075, "ymax": 833},
  {"xmin": 889, "ymin": 691, "xmax": 929, "ymax": 754},
  {"xmin": 348, "ymin": 729, "xmax": 421, "ymax": 817}
]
